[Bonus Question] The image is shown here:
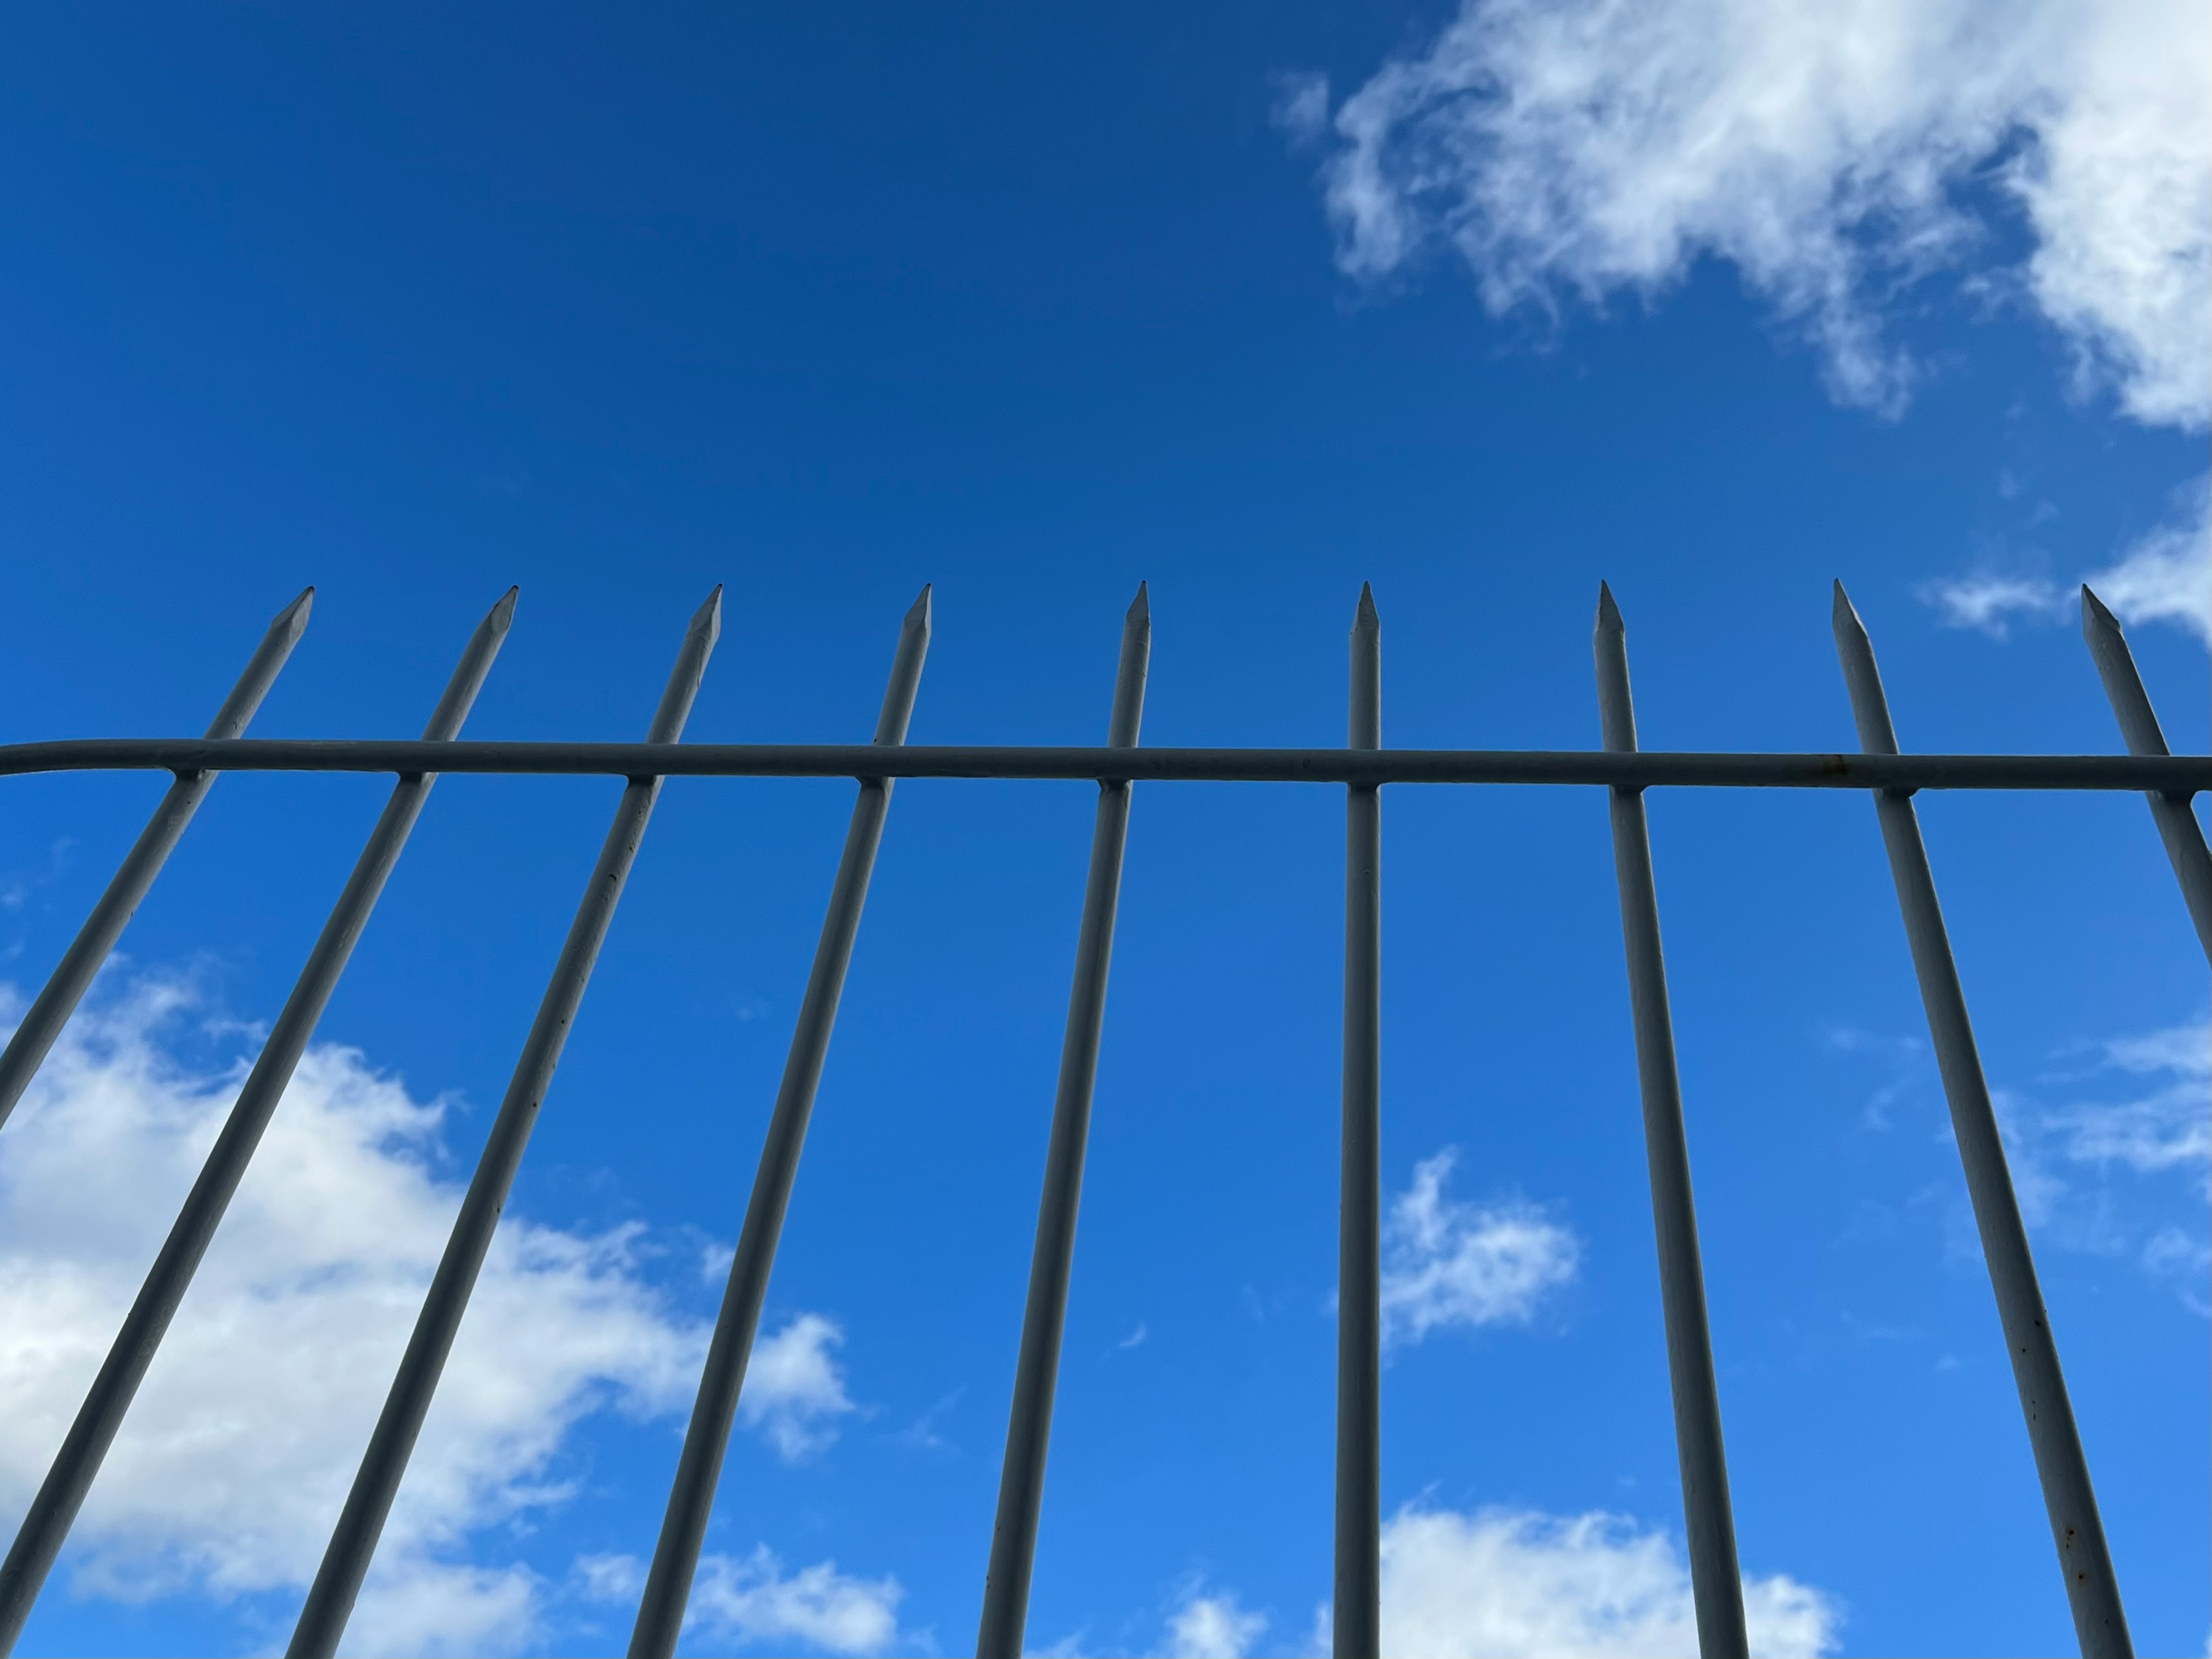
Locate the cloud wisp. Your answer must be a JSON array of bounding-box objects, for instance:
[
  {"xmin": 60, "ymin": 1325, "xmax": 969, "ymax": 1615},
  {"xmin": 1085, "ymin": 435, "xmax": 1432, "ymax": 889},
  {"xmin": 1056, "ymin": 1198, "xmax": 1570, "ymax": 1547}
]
[
  {"xmin": 2049, "ymin": 1017, "xmax": 2212, "ymax": 1187},
  {"xmin": 1290, "ymin": 0, "xmax": 2210, "ymax": 430},
  {"xmin": 0, "ymin": 976, "xmax": 891, "ymax": 1654},
  {"xmin": 1917, "ymin": 475, "xmax": 2212, "ymax": 647},
  {"xmin": 577, "ymin": 1546, "xmax": 903, "ymax": 1654},
  {"xmin": 1380, "ymin": 1149, "xmax": 1580, "ymax": 1347},
  {"xmin": 1145, "ymin": 1508, "xmax": 1843, "ymax": 1658},
  {"xmin": 2080, "ymin": 479, "xmax": 2212, "ymax": 646},
  {"xmin": 741, "ymin": 1312, "xmax": 860, "ymax": 1461},
  {"xmin": 1839, "ymin": 1010, "xmax": 2212, "ymax": 1309},
  {"xmin": 1165, "ymin": 1584, "xmax": 1269, "ymax": 1659},
  {"xmin": 1374, "ymin": 1505, "xmax": 1839, "ymax": 1658}
]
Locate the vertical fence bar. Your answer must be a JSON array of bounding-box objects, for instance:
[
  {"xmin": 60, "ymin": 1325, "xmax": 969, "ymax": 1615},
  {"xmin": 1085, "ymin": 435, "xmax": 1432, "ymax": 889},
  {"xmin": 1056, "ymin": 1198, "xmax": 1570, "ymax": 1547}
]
[
  {"xmin": 0, "ymin": 588, "xmax": 313, "ymax": 1137},
  {"xmin": 628, "ymin": 587, "xmax": 933, "ymax": 1659},
  {"xmin": 1334, "ymin": 583, "xmax": 1381, "ymax": 1659},
  {"xmin": 1832, "ymin": 583, "xmax": 2130, "ymax": 1659},
  {"xmin": 975, "ymin": 585, "xmax": 1152, "ymax": 1659},
  {"xmin": 288, "ymin": 588, "xmax": 724, "ymax": 1659},
  {"xmin": 0, "ymin": 589, "xmax": 514, "ymax": 1654},
  {"xmin": 1594, "ymin": 584, "xmax": 1748, "ymax": 1659},
  {"xmin": 2079, "ymin": 586, "xmax": 2212, "ymax": 962}
]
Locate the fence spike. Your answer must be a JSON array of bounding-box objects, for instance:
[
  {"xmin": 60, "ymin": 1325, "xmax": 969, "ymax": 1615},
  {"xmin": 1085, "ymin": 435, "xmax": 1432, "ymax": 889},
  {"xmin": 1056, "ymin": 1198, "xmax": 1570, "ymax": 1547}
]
[
  {"xmin": 0, "ymin": 588, "xmax": 513, "ymax": 1654},
  {"xmin": 0, "ymin": 588, "xmax": 314, "ymax": 1137},
  {"xmin": 2078, "ymin": 586, "xmax": 2212, "ymax": 960},
  {"xmin": 288, "ymin": 588, "xmax": 722, "ymax": 1659},
  {"xmin": 1594, "ymin": 582, "xmax": 1748, "ymax": 1659},
  {"xmin": 629, "ymin": 585, "xmax": 933, "ymax": 1658},
  {"xmin": 1334, "ymin": 583, "xmax": 1381, "ymax": 1659},
  {"xmin": 1832, "ymin": 581, "xmax": 2130, "ymax": 1659},
  {"xmin": 975, "ymin": 583, "xmax": 1150, "ymax": 1659}
]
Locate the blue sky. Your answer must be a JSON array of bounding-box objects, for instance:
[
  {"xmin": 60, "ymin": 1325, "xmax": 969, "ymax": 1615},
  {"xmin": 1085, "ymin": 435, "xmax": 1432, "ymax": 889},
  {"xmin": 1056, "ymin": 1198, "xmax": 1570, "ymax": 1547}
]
[{"xmin": 0, "ymin": 3, "xmax": 2205, "ymax": 1656}]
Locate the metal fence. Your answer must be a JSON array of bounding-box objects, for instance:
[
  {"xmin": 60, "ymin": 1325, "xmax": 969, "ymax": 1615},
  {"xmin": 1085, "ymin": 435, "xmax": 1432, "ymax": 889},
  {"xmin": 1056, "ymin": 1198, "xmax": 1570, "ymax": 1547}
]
[{"xmin": 0, "ymin": 579, "xmax": 2203, "ymax": 1659}]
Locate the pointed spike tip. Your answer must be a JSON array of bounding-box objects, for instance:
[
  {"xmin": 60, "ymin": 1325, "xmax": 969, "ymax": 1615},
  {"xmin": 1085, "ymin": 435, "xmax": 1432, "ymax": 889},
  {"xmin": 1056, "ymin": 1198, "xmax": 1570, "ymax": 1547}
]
[
  {"xmin": 1831, "ymin": 579, "xmax": 1866, "ymax": 635},
  {"xmin": 1595, "ymin": 581, "xmax": 1623, "ymax": 634},
  {"xmin": 1127, "ymin": 581, "xmax": 1149, "ymax": 623},
  {"xmin": 2080, "ymin": 583, "xmax": 2119, "ymax": 635},
  {"xmin": 274, "ymin": 586, "xmax": 316, "ymax": 631},
  {"xmin": 1355, "ymin": 582, "xmax": 1378, "ymax": 628},
  {"xmin": 487, "ymin": 586, "xmax": 520, "ymax": 633},
  {"xmin": 690, "ymin": 584, "xmax": 725, "ymax": 635},
  {"xmin": 905, "ymin": 584, "xmax": 933, "ymax": 627}
]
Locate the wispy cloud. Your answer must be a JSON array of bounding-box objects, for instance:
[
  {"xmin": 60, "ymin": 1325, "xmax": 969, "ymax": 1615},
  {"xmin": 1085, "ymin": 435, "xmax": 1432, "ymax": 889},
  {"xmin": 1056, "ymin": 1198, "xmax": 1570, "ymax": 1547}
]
[
  {"xmin": 1298, "ymin": 0, "xmax": 2210, "ymax": 428},
  {"xmin": 1830, "ymin": 1012, "xmax": 2212, "ymax": 1306},
  {"xmin": 2084, "ymin": 476, "xmax": 2212, "ymax": 645},
  {"xmin": 0, "ymin": 976, "xmax": 885, "ymax": 1654},
  {"xmin": 1821, "ymin": 1025, "xmax": 1928, "ymax": 1131},
  {"xmin": 1165, "ymin": 1584, "xmax": 1268, "ymax": 1658},
  {"xmin": 1917, "ymin": 474, "xmax": 2211, "ymax": 647},
  {"xmin": 1914, "ymin": 573, "xmax": 2070, "ymax": 638},
  {"xmin": 740, "ymin": 1312, "xmax": 858, "ymax": 1461},
  {"xmin": 2047, "ymin": 1017, "xmax": 2212, "ymax": 1184},
  {"xmin": 1381, "ymin": 1149, "xmax": 1579, "ymax": 1347},
  {"xmin": 577, "ymin": 1546, "xmax": 903, "ymax": 1656},
  {"xmin": 1380, "ymin": 1506, "xmax": 1840, "ymax": 1657},
  {"xmin": 687, "ymin": 1547, "xmax": 903, "ymax": 1653},
  {"xmin": 1301, "ymin": 1506, "xmax": 1838, "ymax": 1657}
]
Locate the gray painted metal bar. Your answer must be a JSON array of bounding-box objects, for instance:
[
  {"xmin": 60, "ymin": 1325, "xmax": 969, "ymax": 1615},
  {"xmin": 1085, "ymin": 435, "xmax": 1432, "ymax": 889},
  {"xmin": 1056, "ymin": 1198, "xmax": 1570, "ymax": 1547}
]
[
  {"xmin": 0, "ymin": 589, "xmax": 514, "ymax": 1655},
  {"xmin": 0, "ymin": 739, "xmax": 2201, "ymax": 793},
  {"xmin": 1832, "ymin": 584, "xmax": 2130, "ymax": 1659},
  {"xmin": 1334, "ymin": 583, "xmax": 1381, "ymax": 1659},
  {"xmin": 288, "ymin": 589, "xmax": 723, "ymax": 1659},
  {"xmin": 1594, "ymin": 585, "xmax": 1747, "ymax": 1659},
  {"xmin": 2079, "ymin": 586, "xmax": 2212, "ymax": 961},
  {"xmin": 975, "ymin": 585, "xmax": 1152, "ymax": 1659},
  {"xmin": 629, "ymin": 587, "xmax": 933, "ymax": 1659},
  {"xmin": 0, "ymin": 589, "xmax": 313, "ymax": 1137}
]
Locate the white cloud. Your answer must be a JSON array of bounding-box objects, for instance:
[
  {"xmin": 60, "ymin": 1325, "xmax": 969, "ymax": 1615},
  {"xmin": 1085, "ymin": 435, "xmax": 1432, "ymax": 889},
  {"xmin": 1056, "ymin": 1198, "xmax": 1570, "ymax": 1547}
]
[
  {"xmin": 1381, "ymin": 1149, "xmax": 1579, "ymax": 1346},
  {"xmin": 2140, "ymin": 1226, "xmax": 2211, "ymax": 1317},
  {"xmin": 2048, "ymin": 1017, "xmax": 2212, "ymax": 1182},
  {"xmin": 1835, "ymin": 1013, "xmax": 2212, "ymax": 1300},
  {"xmin": 1309, "ymin": 0, "xmax": 2211, "ymax": 427},
  {"xmin": 0, "ymin": 976, "xmax": 882, "ymax": 1654},
  {"xmin": 1917, "ymin": 474, "xmax": 2211, "ymax": 647},
  {"xmin": 2084, "ymin": 477, "xmax": 2212, "ymax": 646},
  {"xmin": 1914, "ymin": 573, "xmax": 2069, "ymax": 638},
  {"xmin": 686, "ymin": 1545, "xmax": 902, "ymax": 1654},
  {"xmin": 1377, "ymin": 1506, "xmax": 1840, "ymax": 1658},
  {"xmin": 574, "ymin": 1550, "xmax": 647, "ymax": 1603},
  {"xmin": 740, "ymin": 1312, "xmax": 858, "ymax": 1461},
  {"xmin": 2104, "ymin": 1017, "xmax": 2212, "ymax": 1081},
  {"xmin": 1166, "ymin": 1586, "xmax": 1268, "ymax": 1658}
]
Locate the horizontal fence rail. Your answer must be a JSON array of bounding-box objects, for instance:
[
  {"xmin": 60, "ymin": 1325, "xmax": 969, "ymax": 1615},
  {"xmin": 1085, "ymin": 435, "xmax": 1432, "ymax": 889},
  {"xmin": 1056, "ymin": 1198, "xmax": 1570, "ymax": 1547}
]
[
  {"xmin": 0, "ymin": 738, "xmax": 2203, "ymax": 791},
  {"xmin": 0, "ymin": 579, "xmax": 2202, "ymax": 1659}
]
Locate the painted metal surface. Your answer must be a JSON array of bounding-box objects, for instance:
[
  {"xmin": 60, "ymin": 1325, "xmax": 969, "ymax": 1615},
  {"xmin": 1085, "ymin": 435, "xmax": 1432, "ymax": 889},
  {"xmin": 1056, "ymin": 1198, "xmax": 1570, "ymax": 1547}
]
[
  {"xmin": 2079, "ymin": 585, "xmax": 2212, "ymax": 961},
  {"xmin": 1594, "ymin": 584, "xmax": 1747, "ymax": 1659},
  {"xmin": 1334, "ymin": 584, "xmax": 1381, "ymax": 1659},
  {"xmin": 976, "ymin": 585, "xmax": 1152, "ymax": 1659},
  {"xmin": 1833, "ymin": 582, "xmax": 2132, "ymax": 1659},
  {"xmin": 287, "ymin": 589, "xmax": 722, "ymax": 1658},
  {"xmin": 0, "ymin": 590, "xmax": 512, "ymax": 1654},
  {"xmin": 0, "ymin": 737, "xmax": 2201, "ymax": 792},
  {"xmin": 630, "ymin": 588, "xmax": 934, "ymax": 1659},
  {"xmin": 0, "ymin": 588, "xmax": 314, "ymax": 1137},
  {"xmin": 0, "ymin": 580, "xmax": 2196, "ymax": 1659}
]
